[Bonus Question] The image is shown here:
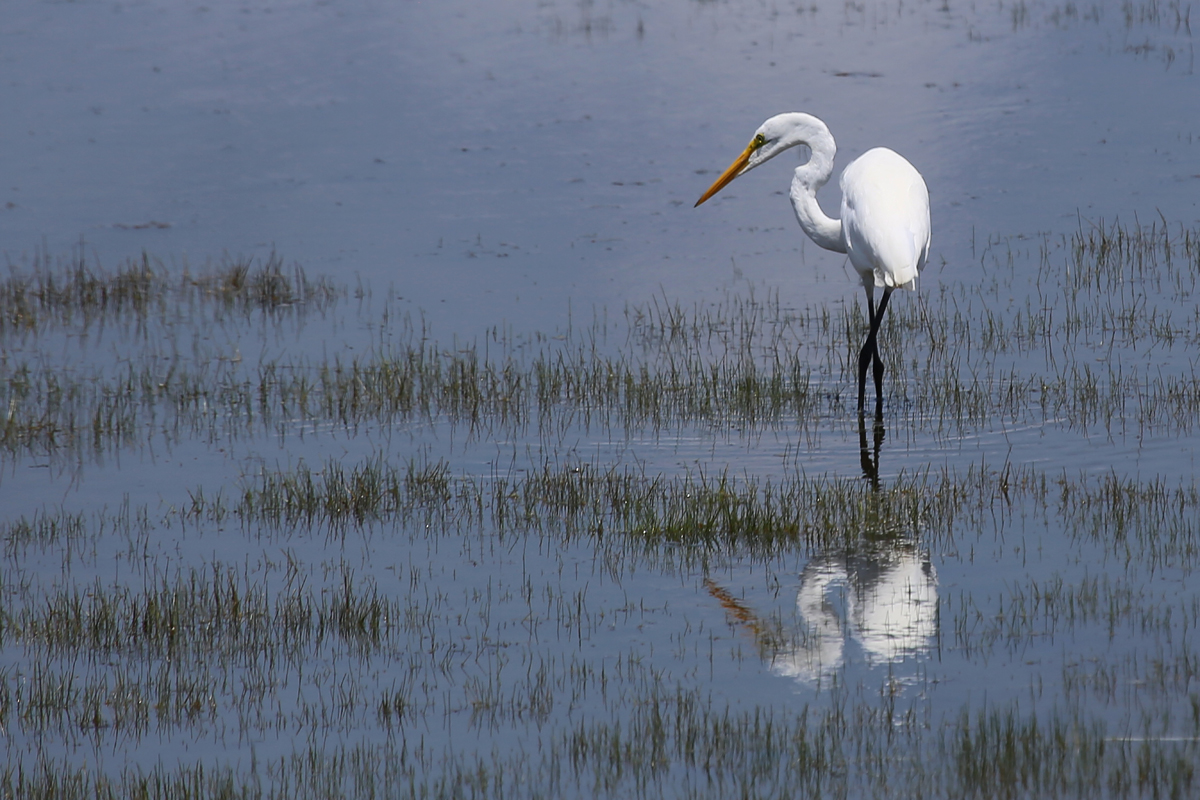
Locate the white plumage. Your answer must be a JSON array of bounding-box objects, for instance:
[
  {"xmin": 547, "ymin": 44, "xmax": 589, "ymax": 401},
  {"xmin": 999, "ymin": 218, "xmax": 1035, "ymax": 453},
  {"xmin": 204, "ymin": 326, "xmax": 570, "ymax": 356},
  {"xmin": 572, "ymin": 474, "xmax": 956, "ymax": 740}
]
[
  {"xmin": 696, "ymin": 112, "xmax": 930, "ymax": 412},
  {"xmin": 839, "ymin": 147, "xmax": 930, "ymax": 290}
]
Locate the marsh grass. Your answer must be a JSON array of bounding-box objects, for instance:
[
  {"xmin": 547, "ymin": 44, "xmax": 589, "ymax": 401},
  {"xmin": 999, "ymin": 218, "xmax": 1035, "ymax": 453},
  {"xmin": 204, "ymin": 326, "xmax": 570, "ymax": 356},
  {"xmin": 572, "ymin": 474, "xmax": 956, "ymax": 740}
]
[
  {"xmin": 171, "ymin": 450, "xmax": 1197, "ymax": 584},
  {"xmin": 1, "ymin": 563, "xmax": 393, "ymax": 662},
  {"xmin": 0, "ymin": 249, "xmax": 337, "ymax": 338},
  {"xmin": 6, "ymin": 218, "xmax": 1200, "ymax": 797},
  {"xmin": 3, "ymin": 460, "xmax": 1199, "ymax": 797},
  {"xmin": 2, "ymin": 687, "xmax": 1195, "ymax": 799},
  {"xmin": 7, "ymin": 220, "xmax": 1200, "ymax": 464},
  {"xmin": 186, "ymin": 453, "xmax": 962, "ymax": 562}
]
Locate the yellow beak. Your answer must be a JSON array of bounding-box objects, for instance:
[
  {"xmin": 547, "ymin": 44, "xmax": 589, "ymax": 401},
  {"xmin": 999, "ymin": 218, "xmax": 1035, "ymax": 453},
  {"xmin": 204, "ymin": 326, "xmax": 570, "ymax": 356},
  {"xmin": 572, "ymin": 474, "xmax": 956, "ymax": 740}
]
[{"xmin": 694, "ymin": 141, "xmax": 756, "ymax": 207}]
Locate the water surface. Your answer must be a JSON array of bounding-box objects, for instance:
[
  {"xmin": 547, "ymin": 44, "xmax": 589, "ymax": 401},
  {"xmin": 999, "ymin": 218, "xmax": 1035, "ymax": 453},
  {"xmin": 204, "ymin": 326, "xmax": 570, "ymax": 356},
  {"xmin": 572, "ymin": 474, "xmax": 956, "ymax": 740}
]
[{"xmin": 2, "ymin": 0, "xmax": 1200, "ymax": 796}]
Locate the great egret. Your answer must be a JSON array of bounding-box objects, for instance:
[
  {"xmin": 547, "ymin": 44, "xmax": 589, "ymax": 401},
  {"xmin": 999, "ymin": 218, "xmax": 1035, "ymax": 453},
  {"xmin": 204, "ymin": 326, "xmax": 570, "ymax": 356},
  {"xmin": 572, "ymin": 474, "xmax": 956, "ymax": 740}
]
[{"xmin": 695, "ymin": 113, "xmax": 930, "ymax": 413}]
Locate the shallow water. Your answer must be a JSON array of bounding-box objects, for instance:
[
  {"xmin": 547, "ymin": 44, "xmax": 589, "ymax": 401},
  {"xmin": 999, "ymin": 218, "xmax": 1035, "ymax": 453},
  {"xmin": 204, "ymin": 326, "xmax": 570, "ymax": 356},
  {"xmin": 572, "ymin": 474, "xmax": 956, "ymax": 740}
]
[
  {"xmin": 5, "ymin": 0, "xmax": 1198, "ymax": 333},
  {"xmin": 3, "ymin": 0, "xmax": 1200, "ymax": 796}
]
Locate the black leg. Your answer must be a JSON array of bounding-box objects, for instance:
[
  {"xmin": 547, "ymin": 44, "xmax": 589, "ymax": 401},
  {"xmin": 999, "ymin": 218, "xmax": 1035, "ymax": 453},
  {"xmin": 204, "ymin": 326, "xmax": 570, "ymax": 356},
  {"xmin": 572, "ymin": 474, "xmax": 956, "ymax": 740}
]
[
  {"xmin": 856, "ymin": 339, "xmax": 873, "ymax": 413},
  {"xmin": 858, "ymin": 287, "xmax": 893, "ymax": 413},
  {"xmin": 871, "ymin": 288, "xmax": 893, "ymax": 412},
  {"xmin": 857, "ymin": 288, "xmax": 877, "ymax": 413}
]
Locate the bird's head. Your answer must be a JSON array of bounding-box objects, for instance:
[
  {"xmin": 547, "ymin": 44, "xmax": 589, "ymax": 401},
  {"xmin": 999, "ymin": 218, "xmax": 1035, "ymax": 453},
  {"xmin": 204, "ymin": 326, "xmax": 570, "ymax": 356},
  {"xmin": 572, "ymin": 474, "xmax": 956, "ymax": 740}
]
[{"xmin": 694, "ymin": 113, "xmax": 831, "ymax": 207}]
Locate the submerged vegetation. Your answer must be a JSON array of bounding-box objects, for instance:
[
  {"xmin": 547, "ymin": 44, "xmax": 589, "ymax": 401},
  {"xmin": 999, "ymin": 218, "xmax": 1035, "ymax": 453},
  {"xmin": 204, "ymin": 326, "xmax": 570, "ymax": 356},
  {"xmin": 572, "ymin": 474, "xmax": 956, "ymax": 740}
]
[{"xmin": 3, "ymin": 218, "xmax": 1200, "ymax": 797}]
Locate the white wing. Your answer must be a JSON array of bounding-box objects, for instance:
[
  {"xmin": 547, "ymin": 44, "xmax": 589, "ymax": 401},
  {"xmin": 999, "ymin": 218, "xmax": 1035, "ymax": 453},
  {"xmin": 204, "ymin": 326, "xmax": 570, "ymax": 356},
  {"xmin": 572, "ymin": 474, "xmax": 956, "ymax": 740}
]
[{"xmin": 840, "ymin": 147, "xmax": 931, "ymax": 290}]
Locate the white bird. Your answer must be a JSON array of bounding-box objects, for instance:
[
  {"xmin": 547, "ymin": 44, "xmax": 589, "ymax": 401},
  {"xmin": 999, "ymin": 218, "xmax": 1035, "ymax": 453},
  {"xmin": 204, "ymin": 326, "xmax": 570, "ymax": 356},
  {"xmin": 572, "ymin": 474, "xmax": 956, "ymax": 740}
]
[{"xmin": 695, "ymin": 113, "xmax": 930, "ymax": 413}]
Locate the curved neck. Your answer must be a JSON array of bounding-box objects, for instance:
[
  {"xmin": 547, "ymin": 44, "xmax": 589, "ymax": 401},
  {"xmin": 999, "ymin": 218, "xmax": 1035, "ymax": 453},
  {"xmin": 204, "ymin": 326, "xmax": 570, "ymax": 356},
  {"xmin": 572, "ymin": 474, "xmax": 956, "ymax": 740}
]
[
  {"xmin": 790, "ymin": 177, "xmax": 844, "ymax": 253},
  {"xmin": 785, "ymin": 118, "xmax": 845, "ymax": 253}
]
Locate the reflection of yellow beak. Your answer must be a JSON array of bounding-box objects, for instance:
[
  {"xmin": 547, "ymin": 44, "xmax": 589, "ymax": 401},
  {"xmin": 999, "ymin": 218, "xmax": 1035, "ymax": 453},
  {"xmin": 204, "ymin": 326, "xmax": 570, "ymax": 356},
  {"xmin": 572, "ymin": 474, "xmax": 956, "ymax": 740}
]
[{"xmin": 694, "ymin": 141, "xmax": 756, "ymax": 207}]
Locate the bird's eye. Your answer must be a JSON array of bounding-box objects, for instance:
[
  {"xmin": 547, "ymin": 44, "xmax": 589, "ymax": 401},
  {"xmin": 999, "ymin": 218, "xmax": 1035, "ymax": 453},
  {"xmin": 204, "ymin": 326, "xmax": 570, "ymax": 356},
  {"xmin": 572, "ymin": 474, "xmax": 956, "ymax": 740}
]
[{"xmin": 753, "ymin": 134, "xmax": 766, "ymax": 148}]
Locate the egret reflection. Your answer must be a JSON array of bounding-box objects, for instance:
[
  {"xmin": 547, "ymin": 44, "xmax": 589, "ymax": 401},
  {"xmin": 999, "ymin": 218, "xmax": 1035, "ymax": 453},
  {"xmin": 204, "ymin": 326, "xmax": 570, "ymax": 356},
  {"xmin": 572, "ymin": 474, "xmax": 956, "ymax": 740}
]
[
  {"xmin": 779, "ymin": 548, "xmax": 937, "ymax": 685},
  {"xmin": 709, "ymin": 548, "xmax": 938, "ymax": 688},
  {"xmin": 707, "ymin": 415, "xmax": 938, "ymax": 687}
]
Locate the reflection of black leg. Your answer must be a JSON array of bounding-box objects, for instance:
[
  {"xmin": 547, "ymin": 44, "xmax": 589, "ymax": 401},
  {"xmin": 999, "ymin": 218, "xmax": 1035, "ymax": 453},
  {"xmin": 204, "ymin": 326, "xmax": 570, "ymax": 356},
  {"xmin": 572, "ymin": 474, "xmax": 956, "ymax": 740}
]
[
  {"xmin": 873, "ymin": 406, "xmax": 886, "ymax": 453},
  {"xmin": 858, "ymin": 411, "xmax": 876, "ymax": 486},
  {"xmin": 858, "ymin": 408, "xmax": 886, "ymax": 489}
]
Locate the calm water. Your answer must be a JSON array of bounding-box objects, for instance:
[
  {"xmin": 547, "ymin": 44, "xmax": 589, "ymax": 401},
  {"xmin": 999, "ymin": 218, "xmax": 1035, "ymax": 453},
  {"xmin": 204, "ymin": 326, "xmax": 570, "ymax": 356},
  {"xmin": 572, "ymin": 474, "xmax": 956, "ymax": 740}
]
[{"xmin": 3, "ymin": 0, "xmax": 1200, "ymax": 795}]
